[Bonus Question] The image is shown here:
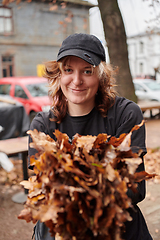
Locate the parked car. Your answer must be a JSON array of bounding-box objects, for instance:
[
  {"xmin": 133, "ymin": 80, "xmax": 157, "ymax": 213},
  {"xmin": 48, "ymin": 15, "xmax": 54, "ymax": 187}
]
[
  {"xmin": 133, "ymin": 79, "xmax": 160, "ymax": 102},
  {"xmin": 0, "ymin": 76, "xmax": 51, "ymax": 121}
]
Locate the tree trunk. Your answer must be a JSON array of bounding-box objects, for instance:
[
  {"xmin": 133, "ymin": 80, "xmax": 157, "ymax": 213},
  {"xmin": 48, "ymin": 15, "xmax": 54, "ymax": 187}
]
[{"xmin": 97, "ymin": 0, "xmax": 137, "ymax": 102}]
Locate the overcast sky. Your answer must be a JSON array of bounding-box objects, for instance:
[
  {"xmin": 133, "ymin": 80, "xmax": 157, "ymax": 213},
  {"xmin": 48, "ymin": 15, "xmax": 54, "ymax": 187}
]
[{"xmin": 88, "ymin": 0, "xmax": 160, "ymax": 41}]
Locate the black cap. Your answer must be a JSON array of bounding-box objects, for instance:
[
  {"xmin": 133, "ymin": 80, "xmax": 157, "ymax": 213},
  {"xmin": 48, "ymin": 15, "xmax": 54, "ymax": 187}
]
[{"xmin": 57, "ymin": 33, "xmax": 106, "ymax": 66}]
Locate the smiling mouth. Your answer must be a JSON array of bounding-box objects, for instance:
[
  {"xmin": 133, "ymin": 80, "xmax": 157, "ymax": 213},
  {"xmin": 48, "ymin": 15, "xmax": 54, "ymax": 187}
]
[{"xmin": 69, "ymin": 87, "xmax": 86, "ymax": 93}]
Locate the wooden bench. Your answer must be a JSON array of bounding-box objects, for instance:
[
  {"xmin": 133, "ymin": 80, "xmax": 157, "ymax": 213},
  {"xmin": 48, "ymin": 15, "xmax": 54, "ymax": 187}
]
[
  {"xmin": 0, "ymin": 136, "xmax": 28, "ymax": 202},
  {"xmin": 138, "ymin": 101, "xmax": 160, "ymax": 118}
]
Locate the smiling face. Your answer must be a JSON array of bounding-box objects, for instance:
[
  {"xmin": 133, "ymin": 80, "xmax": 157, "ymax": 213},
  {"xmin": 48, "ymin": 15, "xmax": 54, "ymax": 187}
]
[{"xmin": 60, "ymin": 56, "xmax": 99, "ymax": 116}]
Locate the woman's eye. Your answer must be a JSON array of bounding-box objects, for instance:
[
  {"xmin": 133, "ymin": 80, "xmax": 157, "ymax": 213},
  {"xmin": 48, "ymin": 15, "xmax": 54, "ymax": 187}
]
[
  {"xmin": 64, "ymin": 68, "xmax": 72, "ymax": 73},
  {"xmin": 84, "ymin": 70, "xmax": 92, "ymax": 75}
]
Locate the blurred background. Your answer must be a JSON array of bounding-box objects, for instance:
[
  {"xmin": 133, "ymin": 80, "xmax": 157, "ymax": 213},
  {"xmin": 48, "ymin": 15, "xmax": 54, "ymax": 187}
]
[{"xmin": 0, "ymin": 0, "xmax": 160, "ymax": 239}]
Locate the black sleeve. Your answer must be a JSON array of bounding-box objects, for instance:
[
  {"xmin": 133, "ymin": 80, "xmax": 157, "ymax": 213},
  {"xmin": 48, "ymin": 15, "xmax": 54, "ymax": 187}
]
[
  {"xmin": 115, "ymin": 99, "xmax": 146, "ymax": 155},
  {"xmin": 114, "ymin": 98, "xmax": 146, "ymax": 204}
]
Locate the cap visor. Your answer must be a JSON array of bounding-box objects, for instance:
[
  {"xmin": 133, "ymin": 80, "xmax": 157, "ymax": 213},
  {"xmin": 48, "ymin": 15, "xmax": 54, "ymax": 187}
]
[{"xmin": 57, "ymin": 49, "xmax": 101, "ymax": 66}]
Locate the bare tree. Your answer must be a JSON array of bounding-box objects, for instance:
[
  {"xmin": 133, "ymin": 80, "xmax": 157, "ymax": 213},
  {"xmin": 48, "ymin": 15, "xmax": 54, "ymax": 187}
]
[{"xmin": 97, "ymin": 0, "xmax": 137, "ymax": 101}]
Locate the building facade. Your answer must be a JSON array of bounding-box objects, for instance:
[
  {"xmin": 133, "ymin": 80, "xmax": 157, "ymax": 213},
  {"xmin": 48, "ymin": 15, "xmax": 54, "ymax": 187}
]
[
  {"xmin": 127, "ymin": 29, "xmax": 160, "ymax": 81},
  {"xmin": 0, "ymin": 0, "xmax": 94, "ymax": 78}
]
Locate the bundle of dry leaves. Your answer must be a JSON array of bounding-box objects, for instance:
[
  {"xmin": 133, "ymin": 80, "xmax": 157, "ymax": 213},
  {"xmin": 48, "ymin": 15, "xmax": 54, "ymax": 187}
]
[{"xmin": 18, "ymin": 122, "xmax": 156, "ymax": 240}]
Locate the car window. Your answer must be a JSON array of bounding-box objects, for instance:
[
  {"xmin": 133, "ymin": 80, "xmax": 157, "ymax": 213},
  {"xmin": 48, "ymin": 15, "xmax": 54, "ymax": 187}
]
[
  {"xmin": 15, "ymin": 85, "xmax": 28, "ymax": 99},
  {"xmin": 134, "ymin": 83, "xmax": 146, "ymax": 92},
  {"xmin": 0, "ymin": 84, "xmax": 11, "ymax": 95},
  {"xmin": 144, "ymin": 82, "xmax": 160, "ymax": 91},
  {"xmin": 25, "ymin": 82, "xmax": 48, "ymax": 97}
]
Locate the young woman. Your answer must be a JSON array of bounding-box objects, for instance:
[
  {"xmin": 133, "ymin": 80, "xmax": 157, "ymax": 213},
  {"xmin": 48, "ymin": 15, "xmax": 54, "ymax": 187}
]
[{"xmin": 29, "ymin": 33, "xmax": 152, "ymax": 240}]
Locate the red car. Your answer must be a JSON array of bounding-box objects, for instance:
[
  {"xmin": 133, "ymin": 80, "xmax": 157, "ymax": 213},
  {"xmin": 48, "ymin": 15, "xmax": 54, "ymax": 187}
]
[{"xmin": 0, "ymin": 76, "xmax": 52, "ymax": 121}]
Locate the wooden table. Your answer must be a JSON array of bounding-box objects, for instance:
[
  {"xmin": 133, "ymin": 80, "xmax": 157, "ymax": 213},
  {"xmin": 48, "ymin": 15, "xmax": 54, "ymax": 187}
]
[
  {"xmin": 138, "ymin": 101, "xmax": 160, "ymax": 118},
  {"xmin": 0, "ymin": 136, "xmax": 29, "ymax": 202}
]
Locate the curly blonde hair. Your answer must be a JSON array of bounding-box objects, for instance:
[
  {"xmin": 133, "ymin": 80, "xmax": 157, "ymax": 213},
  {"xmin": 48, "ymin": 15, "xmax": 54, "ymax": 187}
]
[{"xmin": 43, "ymin": 58, "xmax": 117, "ymax": 123}]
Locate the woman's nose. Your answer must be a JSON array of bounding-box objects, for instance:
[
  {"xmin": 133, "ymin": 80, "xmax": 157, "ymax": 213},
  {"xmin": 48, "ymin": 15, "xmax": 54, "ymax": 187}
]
[{"xmin": 72, "ymin": 71, "xmax": 82, "ymax": 86}]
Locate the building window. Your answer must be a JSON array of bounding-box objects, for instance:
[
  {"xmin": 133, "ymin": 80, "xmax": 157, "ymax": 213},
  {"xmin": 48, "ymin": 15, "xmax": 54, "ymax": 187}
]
[
  {"xmin": 139, "ymin": 41, "xmax": 144, "ymax": 54},
  {"xmin": 139, "ymin": 62, "xmax": 143, "ymax": 74},
  {"xmin": 0, "ymin": 6, "xmax": 13, "ymax": 34},
  {"xmin": 1, "ymin": 55, "xmax": 14, "ymax": 77}
]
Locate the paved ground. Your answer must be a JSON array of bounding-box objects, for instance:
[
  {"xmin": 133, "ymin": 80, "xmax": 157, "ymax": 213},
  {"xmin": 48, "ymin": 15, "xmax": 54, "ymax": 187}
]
[
  {"xmin": 139, "ymin": 118, "xmax": 160, "ymax": 240},
  {"xmin": 138, "ymin": 181, "xmax": 160, "ymax": 240},
  {"xmin": 145, "ymin": 118, "xmax": 160, "ymax": 149},
  {"xmin": 0, "ymin": 118, "xmax": 160, "ymax": 240}
]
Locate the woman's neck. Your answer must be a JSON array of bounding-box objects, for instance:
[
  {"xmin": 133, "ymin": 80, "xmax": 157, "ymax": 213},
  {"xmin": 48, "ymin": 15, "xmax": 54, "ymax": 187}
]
[{"xmin": 68, "ymin": 102, "xmax": 95, "ymax": 116}]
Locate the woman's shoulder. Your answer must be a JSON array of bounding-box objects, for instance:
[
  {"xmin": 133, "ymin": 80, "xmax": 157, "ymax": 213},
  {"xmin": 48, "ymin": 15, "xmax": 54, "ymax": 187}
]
[
  {"xmin": 30, "ymin": 110, "xmax": 56, "ymax": 137},
  {"xmin": 112, "ymin": 96, "xmax": 142, "ymax": 114},
  {"xmin": 115, "ymin": 96, "xmax": 140, "ymax": 107},
  {"xmin": 30, "ymin": 110, "xmax": 53, "ymax": 125},
  {"xmin": 107, "ymin": 96, "xmax": 144, "ymax": 130}
]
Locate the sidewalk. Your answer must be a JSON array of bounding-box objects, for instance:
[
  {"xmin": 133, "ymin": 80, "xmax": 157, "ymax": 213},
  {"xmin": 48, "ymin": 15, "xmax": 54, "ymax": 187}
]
[
  {"xmin": 145, "ymin": 118, "xmax": 160, "ymax": 149},
  {"xmin": 139, "ymin": 118, "xmax": 160, "ymax": 240}
]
